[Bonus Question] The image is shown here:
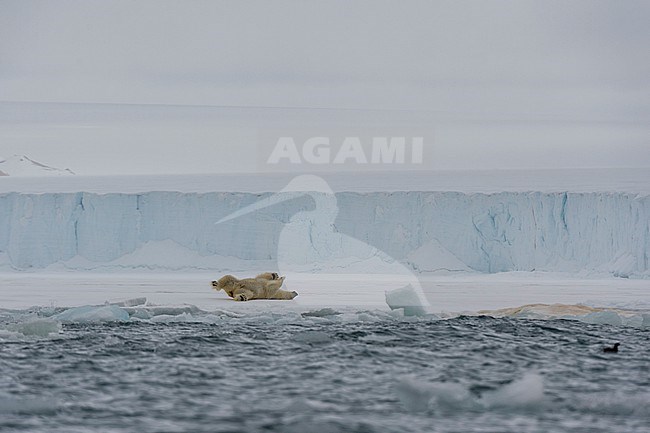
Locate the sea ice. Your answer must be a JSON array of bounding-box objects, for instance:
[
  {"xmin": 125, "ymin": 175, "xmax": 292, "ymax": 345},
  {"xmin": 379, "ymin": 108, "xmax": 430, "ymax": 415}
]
[
  {"xmin": 301, "ymin": 308, "xmax": 341, "ymax": 318},
  {"xmin": 580, "ymin": 310, "xmax": 623, "ymax": 326},
  {"xmin": 54, "ymin": 305, "xmax": 129, "ymax": 323},
  {"xmin": 122, "ymin": 305, "xmax": 201, "ymax": 318},
  {"xmin": 111, "ymin": 297, "xmax": 147, "ymax": 307},
  {"xmin": 385, "ymin": 285, "xmax": 428, "ymax": 316}
]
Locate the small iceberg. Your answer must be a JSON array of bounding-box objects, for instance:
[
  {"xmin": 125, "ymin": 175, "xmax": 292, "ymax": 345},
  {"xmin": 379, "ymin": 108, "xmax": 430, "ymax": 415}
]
[{"xmin": 385, "ymin": 284, "xmax": 428, "ymax": 317}]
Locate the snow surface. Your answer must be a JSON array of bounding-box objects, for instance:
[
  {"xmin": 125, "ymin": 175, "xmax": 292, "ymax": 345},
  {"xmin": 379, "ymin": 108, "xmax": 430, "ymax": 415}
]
[{"xmin": 0, "ymin": 272, "xmax": 647, "ymax": 317}]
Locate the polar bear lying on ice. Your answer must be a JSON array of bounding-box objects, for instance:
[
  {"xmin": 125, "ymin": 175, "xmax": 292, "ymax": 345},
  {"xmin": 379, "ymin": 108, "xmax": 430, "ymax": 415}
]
[{"xmin": 211, "ymin": 272, "xmax": 298, "ymax": 301}]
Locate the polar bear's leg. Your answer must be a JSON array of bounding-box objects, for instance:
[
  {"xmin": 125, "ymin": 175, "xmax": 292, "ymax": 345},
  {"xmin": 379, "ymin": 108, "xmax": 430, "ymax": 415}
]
[
  {"xmin": 232, "ymin": 286, "xmax": 255, "ymax": 301},
  {"xmin": 269, "ymin": 289, "xmax": 298, "ymax": 300},
  {"xmin": 255, "ymin": 272, "xmax": 279, "ymax": 280},
  {"xmin": 266, "ymin": 276, "xmax": 285, "ymax": 291}
]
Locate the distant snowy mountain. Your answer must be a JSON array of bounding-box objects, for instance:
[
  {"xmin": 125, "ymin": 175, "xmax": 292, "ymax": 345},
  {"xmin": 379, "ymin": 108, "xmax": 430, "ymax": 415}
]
[{"xmin": 0, "ymin": 155, "xmax": 75, "ymax": 177}]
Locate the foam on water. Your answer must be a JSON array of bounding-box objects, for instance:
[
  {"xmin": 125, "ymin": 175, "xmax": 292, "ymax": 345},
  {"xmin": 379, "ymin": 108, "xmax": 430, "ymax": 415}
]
[
  {"xmin": 395, "ymin": 372, "xmax": 544, "ymax": 413},
  {"xmin": 481, "ymin": 372, "xmax": 545, "ymax": 409},
  {"xmin": 574, "ymin": 392, "xmax": 650, "ymax": 417},
  {"xmin": 8, "ymin": 319, "xmax": 61, "ymax": 337}
]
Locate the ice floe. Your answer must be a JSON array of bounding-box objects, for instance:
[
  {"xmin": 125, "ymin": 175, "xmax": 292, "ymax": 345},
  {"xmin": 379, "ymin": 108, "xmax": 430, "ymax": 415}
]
[{"xmin": 54, "ymin": 305, "xmax": 129, "ymax": 323}]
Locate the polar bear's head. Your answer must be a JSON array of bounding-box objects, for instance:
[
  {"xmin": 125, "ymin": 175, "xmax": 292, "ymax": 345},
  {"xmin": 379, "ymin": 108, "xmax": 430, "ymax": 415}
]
[
  {"xmin": 212, "ymin": 275, "xmax": 240, "ymax": 298},
  {"xmin": 212, "ymin": 275, "xmax": 237, "ymax": 291}
]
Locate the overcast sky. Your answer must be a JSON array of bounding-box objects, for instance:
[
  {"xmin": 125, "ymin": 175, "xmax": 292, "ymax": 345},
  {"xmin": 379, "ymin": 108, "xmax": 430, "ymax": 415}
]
[{"xmin": 0, "ymin": 0, "xmax": 648, "ymax": 175}]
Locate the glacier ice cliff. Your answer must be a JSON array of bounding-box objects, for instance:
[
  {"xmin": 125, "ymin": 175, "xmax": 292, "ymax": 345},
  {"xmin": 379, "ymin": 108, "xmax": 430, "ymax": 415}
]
[{"xmin": 0, "ymin": 191, "xmax": 647, "ymax": 277}]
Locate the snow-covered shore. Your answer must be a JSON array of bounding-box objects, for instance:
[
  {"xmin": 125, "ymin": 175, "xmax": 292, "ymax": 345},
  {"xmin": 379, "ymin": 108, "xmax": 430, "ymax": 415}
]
[{"xmin": 1, "ymin": 271, "xmax": 648, "ymax": 322}]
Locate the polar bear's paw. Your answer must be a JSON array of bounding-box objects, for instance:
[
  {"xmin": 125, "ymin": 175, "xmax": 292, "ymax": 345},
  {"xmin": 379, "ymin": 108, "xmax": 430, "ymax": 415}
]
[
  {"xmin": 235, "ymin": 293, "xmax": 249, "ymax": 302},
  {"xmin": 291, "ymin": 291, "xmax": 298, "ymax": 299}
]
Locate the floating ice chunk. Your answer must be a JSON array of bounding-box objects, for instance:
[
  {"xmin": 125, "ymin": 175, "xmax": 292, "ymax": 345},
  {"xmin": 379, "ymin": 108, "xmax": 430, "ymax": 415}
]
[
  {"xmin": 385, "ymin": 284, "xmax": 428, "ymax": 317},
  {"xmin": 356, "ymin": 311, "xmax": 388, "ymax": 322},
  {"xmin": 54, "ymin": 305, "xmax": 129, "ymax": 323},
  {"xmin": 125, "ymin": 305, "xmax": 201, "ymax": 317},
  {"xmin": 122, "ymin": 305, "xmax": 202, "ymax": 321},
  {"xmin": 9, "ymin": 319, "xmax": 61, "ymax": 337},
  {"xmin": 150, "ymin": 312, "xmax": 196, "ymax": 323},
  {"xmin": 111, "ymin": 297, "xmax": 147, "ymax": 307},
  {"xmin": 301, "ymin": 308, "xmax": 341, "ymax": 318},
  {"xmin": 622, "ymin": 315, "xmax": 643, "ymax": 328},
  {"xmin": 481, "ymin": 372, "xmax": 544, "ymax": 409},
  {"xmin": 128, "ymin": 307, "xmax": 153, "ymax": 320},
  {"xmin": 581, "ymin": 310, "xmax": 623, "ymax": 326}
]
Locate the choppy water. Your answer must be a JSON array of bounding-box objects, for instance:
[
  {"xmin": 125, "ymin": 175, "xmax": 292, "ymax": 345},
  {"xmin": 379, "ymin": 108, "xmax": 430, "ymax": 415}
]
[{"xmin": 1, "ymin": 310, "xmax": 649, "ymax": 433}]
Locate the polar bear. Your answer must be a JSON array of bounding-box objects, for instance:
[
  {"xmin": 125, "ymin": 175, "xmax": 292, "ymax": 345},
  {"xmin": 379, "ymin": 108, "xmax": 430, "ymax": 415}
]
[{"xmin": 211, "ymin": 272, "xmax": 298, "ymax": 301}]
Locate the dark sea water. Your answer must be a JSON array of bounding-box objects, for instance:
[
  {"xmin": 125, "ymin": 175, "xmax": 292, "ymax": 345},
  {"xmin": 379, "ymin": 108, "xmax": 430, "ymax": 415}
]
[{"xmin": 1, "ymin": 311, "xmax": 649, "ymax": 433}]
